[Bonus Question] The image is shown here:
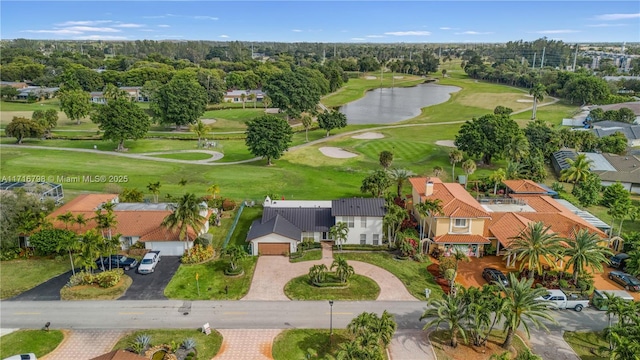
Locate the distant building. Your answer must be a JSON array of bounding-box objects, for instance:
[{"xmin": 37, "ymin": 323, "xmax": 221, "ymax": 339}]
[
  {"xmin": 590, "ymin": 120, "xmax": 640, "ymax": 147},
  {"xmin": 223, "ymin": 89, "xmax": 265, "ymax": 103},
  {"xmin": 91, "ymin": 86, "xmax": 148, "ymax": 104},
  {"xmin": 0, "ymin": 181, "xmax": 64, "ymax": 203}
]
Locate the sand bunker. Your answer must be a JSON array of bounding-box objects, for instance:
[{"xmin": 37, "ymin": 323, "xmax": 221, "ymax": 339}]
[
  {"xmin": 365, "ymin": 76, "xmax": 377, "ymax": 80},
  {"xmin": 201, "ymin": 118, "xmax": 217, "ymax": 125},
  {"xmin": 319, "ymin": 147, "xmax": 358, "ymax": 159},
  {"xmin": 435, "ymin": 140, "xmax": 456, "ymax": 148},
  {"xmin": 516, "ymin": 99, "xmax": 534, "ymax": 103},
  {"xmin": 352, "ymin": 132, "xmax": 385, "ymax": 140},
  {"xmin": 393, "ymin": 76, "xmax": 404, "ymax": 79}
]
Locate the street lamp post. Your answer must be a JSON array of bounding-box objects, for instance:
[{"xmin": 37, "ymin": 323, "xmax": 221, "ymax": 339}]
[{"xmin": 329, "ymin": 300, "xmax": 334, "ymax": 347}]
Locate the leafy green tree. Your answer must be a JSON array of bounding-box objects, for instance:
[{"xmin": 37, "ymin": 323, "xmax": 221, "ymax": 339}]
[
  {"xmin": 223, "ymin": 245, "xmax": 247, "ymax": 271},
  {"xmin": 572, "ymin": 173, "xmax": 601, "ymax": 207},
  {"xmin": 300, "ymin": 113, "xmax": 313, "ymax": 142},
  {"xmin": 28, "ymin": 228, "xmax": 75, "ymax": 256},
  {"xmin": 525, "ymin": 120, "xmax": 559, "ymax": 158},
  {"xmin": 330, "ymin": 221, "xmax": 349, "ymax": 251},
  {"xmin": 59, "ymin": 89, "xmax": 91, "ymax": 125},
  {"xmin": 601, "ymin": 182, "xmax": 631, "ymax": 208},
  {"xmin": 189, "ymin": 120, "xmax": 211, "ymax": 149},
  {"xmin": 564, "ymin": 229, "xmax": 613, "ymax": 283},
  {"xmin": 331, "ymin": 256, "xmax": 355, "ymax": 283},
  {"xmin": 120, "ymin": 188, "xmax": 144, "ymax": 202},
  {"xmin": 91, "ymin": 97, "xmax": 151, "ymax": 151},
  {"xmin": 152, "ymin": 72, "xmax": 207, "ymax": 129},
  {"xmin": 387, "ymin": 168, "xmax": 415, "ymax": 197},
  {"xmin": 5, "ymin": 116, "xmax": 43, "ymax": 144},
  {"xmin": 529, "ymin": 83, "xmax": 546, "ymax": 120},
  {"xmin": 0, "ymin": 191, "xmax": 50, "ymax": 249},
  {"xmin": 498, "ymin": 273, "xmax": 555, "ymax": 349},
  {"xmin": 378, "ymin": 151, "xmax": 394, "ymax": 169},
  {"xmin": 263, "ymin": 69, "xmax": 322, "ymax": 118},
  {"xmin": 616, "ymin": 107, "xmax": 636, "ymax": 123},
  {"xmin": 317, "ymin": 110, "xmax": 347, "ymax": 137},
  {"xmin": 449, "ymin": 149, "xmax": 463, "ymax": 181},
  {"xmin": 162, "ymin": 193, "xmax": 207, "ymax": 254},
  {"xmin": 360, "ymin": 169, "xmax": 392, "ymax": 198},
  {"xmin": 494, "ymin": 106, "xmax": 513, "ymax": 116},
  {"xmin": 507, "ymin": 222, "xmax": 564, "ymax": 279},
  {"xmin": 560, "ymin": 153, "xmax": 593, "ymax": 190},
  {"xmin": 245, "ymin": 114, "xmax": 294, "ymax": 166},
  {"xmin": 0, "ymin": 85, "xmax": 19, "ymax": 100},
  {"xmin": 455, "ymin": 113, "xmax": 520, "ymax": 165},
  {"xmin": 563, "ymin": 76, "xmax": 610, "ymax": 105},
  {"xmin": 31, "ymin": 109, "xmax": 58, "ymax": 136},
  {"xmin": 433, "ymin": 166, "xmax": 443, "ymax": 178},
  {"xmin": 598, "ymin": 132, "xmax": 628, "ymax": 155},
  {"xmin": 420, "ymin": 292, "xmax": 468, "ymax": 348}
]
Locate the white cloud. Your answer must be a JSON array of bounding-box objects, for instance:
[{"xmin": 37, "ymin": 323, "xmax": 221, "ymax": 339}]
[
  {"xmin": 366, "ymin": 35, "xmax": 386, "ymax": 38},
  {"xmin": 534, "ymin": 29, "xmax": 579, "ymax": 34},
  {"xmin": 219, "ymin": 34, "xmax": 229, "ymax": 38},
  {"xmin": 351, "ymin": 37, "xmax": 365, "ymax": 41},
  {"xmin": 384, "ymin": 31, "xmax": 431, "ymax": 36},
  {"xmin": 586, "ymin": 23, "xmax": 628, "ymax": 28},
  {"xmin": 439, "ymin": 27, "xmax": 454, "ymax": 30},
  {"xmin": 23, "ymin": 29, "xmax": 83, "ymax": 35},
  {"xmin": 292, "ymin": 29, "xmax": 303, "ymax": 32},
  {"xmin": 593, "ymin": 13, "xmax": 640, "ymax": 21},
  {"xmin": 114, "ymin": 23, "xmax": 145, "ymax": 28},
  {"xmin": 65, "ymin": 26, "xmax": 121, "ymax": 33},
  {"xmin": 158, "ymin": 24, "xmax": 170, "ymax": 28},
  {"xmin": 194, "ymin": 16, "xmax": 218, "ymax": 20},
  {"xmin": 143, "ymin": 15, "xmax": 167, "ymax": 19},
  {"xmin": 74, "ymin": 35, "xmax": 128, "ymax": 40},
  {"xmin": 455, "ymin": 31, "xmax": 494, "ymax": 35},
  {"xmin": 140, "ymin": 29, "xmax": 155, "ymax": 32},
  {"xmin": 56, "ymin": 20, "xmax": 112, "ymax": 26}
]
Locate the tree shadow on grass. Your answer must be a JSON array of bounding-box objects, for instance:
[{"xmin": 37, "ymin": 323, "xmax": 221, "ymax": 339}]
[{"xmin": 296, "ymin": 330, "xmax": 349, "ymax": 359}]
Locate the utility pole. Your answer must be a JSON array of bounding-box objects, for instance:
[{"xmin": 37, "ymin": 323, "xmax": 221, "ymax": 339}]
[
  {"xmin": 532, "ymin": 52, "xmax": 537, "ymax": 69},
  {"xmin": 438, "ymin": 46, "xmax": 441, "ymax": 58},
  {"xmin": 572, "ymin": 44, "xmax": 578, "ymax": 72},
  {"xmin": 540, "ymin": 47, "xmax": 546, "ymax": 69}
]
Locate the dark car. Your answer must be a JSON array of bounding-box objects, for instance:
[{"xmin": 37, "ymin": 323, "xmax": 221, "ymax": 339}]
[
  {"xmin": 95, "ymin": 255, "xmax": 138, "ymax": 271},
  {"xmin": 482, "ymin": 267, "xmax": 509, "ymax": 287},
  {"xmin": 609, "ymin": 271, "xmax": 640, "ymax": 292},
  {"xmin": 610, "ymin": 253, "xmax": 630, "ymax": 271}
]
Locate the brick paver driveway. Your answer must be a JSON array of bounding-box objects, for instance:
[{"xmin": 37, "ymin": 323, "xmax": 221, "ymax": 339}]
[
  {"xmin": 214, "ymin": 329, "xmax": 281, "ymax": 360},
  {"xmin": 242, "ymin": 244, "xmax": 417, "ymax": 301},
  {"xmin": 41, "ymin": 329, "xmax": 125, "ymax": 360}
]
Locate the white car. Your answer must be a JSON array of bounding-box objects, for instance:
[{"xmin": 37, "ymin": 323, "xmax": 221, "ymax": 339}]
[
  {"xmin": 3, "ymin": 354, "xmax": 37, "ymax": 360},
  {"xmin": 137, "ymin": 251, "xmax": 160, "ymax": 274}
]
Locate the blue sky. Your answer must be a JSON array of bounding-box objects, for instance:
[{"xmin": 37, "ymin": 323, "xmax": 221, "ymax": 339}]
[{"xmin": 1, "ymin": 1, "xmax": 639, "ymax": 43}]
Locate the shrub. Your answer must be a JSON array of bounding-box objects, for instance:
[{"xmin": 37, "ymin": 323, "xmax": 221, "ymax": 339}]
[
  {"xmin": 181, "ymin": 244, "xmax": 214, "ymax": 264},
  {"xmin": 438, "ymin": 256, "xmax": 456, "ymax": 275},
  {"xmin": 0, "ymin": 248, "xmax": 20, "ymax": 261},
  {"xmin": 182, "ymin": 337, "xmax": 196, "ymax": 350},
  {"xmin": 558, "ymin": 279, "xmax": 570, "ymax": 289},
  {"xmin": 130, "ymin": 241, "xmax": 146, "ymax": 250},
  {"xmin": 194, "ymin": 235, "xmax": 212, "ymax": 247},
  {"xmin": 131, "ymin": 334, "xmax": 151, "ymax": 354},
  {"xmin": 222, "ymin": 198, "xmax": 236, "ymax": 211},
  {"xmin": 95, "ymin": 269, "xmax": 123, "ymax": 288},
  {"xmin": 66, "ymin": 272, "xmax": 86, "ymax": 287},
  {"xmin": 27, "ymin": 228, "xmax": 75, "ymax": 256}
]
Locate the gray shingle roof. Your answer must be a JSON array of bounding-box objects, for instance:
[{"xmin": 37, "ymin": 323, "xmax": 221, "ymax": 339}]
[
  {"xmin": 552, "ymin": 149, "xmax": 577, "ymax": 171},
  {"xmin": 331, "ymin": 198, "xmax": 386, "ymax": 217},
  {"xmin": 591, "ymin": 121, "xmax": 640, "ymax": 140},
  {"xmin": 246, "ymin": 214, "xmax": 301, "ymax": 242},
  {"xmin": 262, "ymin": 207, "xmax": 334, "ymax": 232}
]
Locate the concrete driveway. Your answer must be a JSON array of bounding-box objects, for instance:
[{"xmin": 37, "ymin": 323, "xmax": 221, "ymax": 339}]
[
  {"xmin": 119, "ymin": 256, "xmax": 181, "ymax": 300},
  {"xmin": 242, "ymin": 245, "xmax": 417, "ymax": 301}
]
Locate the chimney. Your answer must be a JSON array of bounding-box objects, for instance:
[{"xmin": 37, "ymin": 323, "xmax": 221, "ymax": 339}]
[{"xmin": 425, "ymin": 178, "xmax": 434, "ymax": 196}]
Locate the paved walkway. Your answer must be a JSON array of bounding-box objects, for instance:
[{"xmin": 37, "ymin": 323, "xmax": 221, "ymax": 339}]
[
  {"xmin": 242, "ymin": 244, "xmax": 417, "ymax": 301},
  {"xmin": 529, "ymin": 328, "xmax": 580, "ymax": 360},
  {"xmin": 388, "ymin": 329, "xmax": 436, "ymax": 360},
  {"xmin": 213, "ymin": 329, "xmax": 281, "ymax": 360},
  {"xmin": 41, "ymin": 329, "xmax": 125, "ymax": 360}
]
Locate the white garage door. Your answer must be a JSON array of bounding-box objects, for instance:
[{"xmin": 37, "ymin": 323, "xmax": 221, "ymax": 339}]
[{"xmin": 145, "ymin": 242, "xmax": 187, "ymax": 256}]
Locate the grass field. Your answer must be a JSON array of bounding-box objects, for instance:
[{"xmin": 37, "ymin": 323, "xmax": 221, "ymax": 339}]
[
  {"xmin": 0, "ymin": 258, "xmax": 71, "ymax": 299},
  {"xmin": 225, "ymin": 206, "xmax": 263, "ymax": 249},
  {"xmin": 284, "ymin": 274, "xmax": 380, "ymax": 300},
  {"xmin": 290, "ymin": 249, "xmax": 323, "ymax": 263},
  {"xmin": 0, "ymin": 330, "xmax": 64, "ymax": 359},
  {"xmin": 150, "ymin": 152, "xmax": 215, "ymax": 161},
  {"xmin": 272, "ymin": 329, "xmax": 350, "ymax": 360},
  {"xmin": 112, "ymin": 329, "xmax": 223, "ymax": 359},
  {"xmin": 563, "ymin": 331, "xmax": 608, "ymax": 360}
]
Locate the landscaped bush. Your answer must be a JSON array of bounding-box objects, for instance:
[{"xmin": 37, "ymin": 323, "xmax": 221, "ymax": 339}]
[
  {"xmin": 222, "ymin": 198, "xmax": 236, "ymax": 211},
  {"xmin": 66, "ymin": 269, "xmax": 123, "ymax": 288},
  {"xmin": 0, "ymin": 248, "xmax": 21, "ymax": 261},
  {"xmin": 181, "ymin": 245, "xmax": 214, "ymax": 264},
  {"xmin": 27, "ymin": 228, "xmax": 75, "ymax": 256}
]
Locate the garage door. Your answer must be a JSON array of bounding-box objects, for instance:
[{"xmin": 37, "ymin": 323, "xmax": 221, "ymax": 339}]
[
  {"xmin": 258, "ymin": 243, "xmax": 290, "ymax": 256},
  {"xmin": 145, "ymin": 242, "xmax": 187, "ymax": 256}
]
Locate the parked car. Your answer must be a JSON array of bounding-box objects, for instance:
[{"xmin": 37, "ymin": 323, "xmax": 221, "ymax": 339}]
[
  {"xmin": 609, "ymin": 253, "xmax": 630, "ymax": 271},
  {"xmin": 609, "ymin": 270, "xmax": 640, "ymax": 292},
  {"xmin": 95, "ymin": 255, "xmax": 138, "ymax": 271},
  {"xmin": 482, "ymin": 267, "xmax": 509, "ymax": 287},
  {"xmin": 3, "ymin": 354, "xmax": 37, "ymax": 360},
  {"xmin": 536, "ymin": 289, "xmax": 590, "ymax": 312},
  {"xmin": 137, "ymin": 251, "xmax": 160, "ymax": 274}
]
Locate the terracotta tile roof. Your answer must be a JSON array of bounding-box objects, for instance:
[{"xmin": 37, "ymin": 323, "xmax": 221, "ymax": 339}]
[
  {"xmin": 503, "ymin": 180, "xmax": 548, "ymax": 194},
  {"xmin": 487, "ymin": 213, "xmax": 534, "ymax": 248},
  {"xmin": 90, "ymin": 350, "xmax": 147, "ymax": 360},
  {"xmin": 510, "ymin": 195, "xmax": 565, "ymax": 213},
  {"xmin": 409, "ymin": 177, "xmax": 491, "ymax": 218},
  {"xmin": 433, "ymin": 234, "xmax": 490, "ymax": 244},
  {"xmin": 48, "ymin": 194, "xmax": 118, "ymax": 219}
]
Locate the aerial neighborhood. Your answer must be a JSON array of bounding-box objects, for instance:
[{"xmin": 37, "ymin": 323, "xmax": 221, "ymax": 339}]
[{"xmin": 1, "ymin": 2, "xmax": 640, "ymax": 359}]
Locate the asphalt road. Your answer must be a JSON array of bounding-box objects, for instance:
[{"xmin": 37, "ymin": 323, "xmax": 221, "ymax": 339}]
[
  {"xmin": 119, "ymin": 256, "xmax": 181, "ymax": 300},
  {"xmin": 8, "ymin": 271, "xmax": 72, "ymax": 301}
]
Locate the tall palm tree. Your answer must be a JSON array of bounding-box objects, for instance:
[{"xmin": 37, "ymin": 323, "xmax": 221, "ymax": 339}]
[
  {"xmin": 57, "ymin": 211, "xmax": 74, "ymax": 231},
  {"xmin": 240, "ymin": 93, "xmax": 246, "ymax": 109},
  {"xmin": 449, "ymin": 149, "xmax": 463, "ymax": 182},
  {"xmin": 419, "ymin": 292, "xmax": 468, "ymax": 348},
  {"xmin": 387, "ymin": 168, "xmax": 415, "ymax": 197},
  {"xmin": 76, "ymin": 229, "xmax": 103, "ymax": 274},
  {"xmin": 376, "ymin": 310, "xmax": 397, "ymax": 348},
  {"xmin": 329, "ymin": 221, "xmax": 349, "ymax": 251},
  {"xmin": 529, "ymin": 83, "xmax": 546, "ymax": 120},
  {"xmin": 560, "ymin": 154, "xmax": 593, "ymax": 190},
  {"xmin": 498, "ymin": 273, "xmax": 555, "ymax": 349},
  {"xmin": 505, "ymin": 161, "xmax": 525, "ymax": 180},
  {"xmin": 331, "ymin": 255, "xmax": 355, "ymax": 283},
  {"xmin": 162, "ymin": 193, "xmax": 207, "ymax": 254},
  {"xmin": 383, "ymin": 203, "xmax": 407, "ymax": 245},
  {"xmin": 506, "ymin": 222, "xmax": 564, "ymax": 279},
  {"xmin": 206, "ymin": 184, "xmax": 220, "ymax": 199},
  {"xmin": 564, "ymin": 229, "xmax": 613, "ymax": 283},
  {"xmin": 301, "ymin": 113, "xmax": 313, "ymax": 142},
  {"xmin": 147, "ymin": 181, "xmax": 161, "ymax": 203},
  {"xmin": 505, "ymin": 133, "xmax": 530, "ymax": 164},
  {"xmin": 189, "ymin": 120, "xmax": 210, "ymax": 149},
  {"xmin": 489, "ymin": 168, "xmax": 507, "ymax": 195},
  {"xmin": 461, "ymin": 159, "xmax": 476, "ymax": 189},
  {"xmin": 74, "ymin": 214, "xmax": 87, "ymax": 234},
  {"xmin": 56, "ymin": 231, "xmax": 79, "ymax": 275}
]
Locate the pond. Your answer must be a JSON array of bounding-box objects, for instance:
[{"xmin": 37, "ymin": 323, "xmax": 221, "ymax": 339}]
[{"xmin": 339, "ymin": 82, "xmax": 461, "ymax": 124}]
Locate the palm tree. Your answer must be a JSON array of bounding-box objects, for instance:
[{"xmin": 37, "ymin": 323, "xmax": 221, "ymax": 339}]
[
  {"xmin": 529, "ymin": 83, "xmax": 546, "ymax": 120},
  {"xmin": 433, "ymin": 166, "xmax": 443, "ymax": 178},
  {"xmin": 506, "ymin": 222, "xmax": 564, "ymax": 279},
  {"xmin": 419, "ymin": 292, "xmax": 468, "ymax": 348},
  {"xmin": 383, "ymin": 203, "xmax": 407, "ymax": 245},
  {"xmin": 57, "ymin": 211, "xmax": 74, "ymax": 231},
  {"xmin": 489, "ymin": 168, "xmax": 507, "ymax": 195},
  {"xmin": 498, "ymin": 273, "xmax": 555, "ymax": 349},
  {"xmin": 329, "ymin": 222, "xmax": 349, "ymax": 251},
  {"xmin": 247, "ymin": 93, "xmax": 256, "ymax": 108},
  {"xmin": 449, "ymin": 149, "xmax": 463, "ymax": 182},
  {"xmin": 461, "ymin": 159, "xmax": 476, "ymax": 189},
  {"xmin": 505, "ymin": 133, "xmax": 530, "ymax": 164},
  {"xmin": 347, "ymin": 312, "xmax": 375, "ymax": 337},
  {"xmin": 416, "ymin": 198, "xmax": 443, "ymax": 247},
  {"xmin": 55, "ymin": 231, "xmax": 79, "ymax": 275},
  {"xmin": 505, "ymin": 161, "xmax": 525, "ymax": 180},
  {"xmin": 308, "ymin": 264, "xmax": 328, "ymax": 284},
  {"xmin": 74, "ymin": 214, "xmax": 87, "ymax": 234},
  {"xmin": 301, "ymin": 113, "xmax": 313, "ymax": 142},
  {"xmin": 223, "ymin": 245, "xmax": 247, "ymax": 271},
  {"xmin": 206, "ymin": 184, "xmax": 220, "ymax": 199},
  {"xmin": 189, "ymin": 120, "xmax": 210, "ymax": 149},
  {"xmin": 162, "ymin": 193, "xmax": 207, "ymax": 254},
  {"xmin": 415, "ymin": 202, "xmax": 429, "ymax": 241},
  {"xmin": 76, "ymin": 229, "xmax": 103, "ymax": 274},
  {"xmin": 331, "ymin": 256, "xmax": 355, "ymax": 283},
  {"xmin": 376, "ymin": 310, "xmax": 397, "ymax": 348},
  {"xmin": 564, "ymin": 229, "xmax": 613, "ymax": 283},
  {"xmin": 560, "ymin": 154, "xmax": 593, "ymax": 190},
  {"xmin": 240, "ymin": 93, "xmax": 246, "ymax": 109},
  {"xmin": 387, "ymin": 168, "xmax": 415, "ymax": 197},
  {"xmin": 147, "ymin": 181, "xmax": 161, "ymax": 203}
]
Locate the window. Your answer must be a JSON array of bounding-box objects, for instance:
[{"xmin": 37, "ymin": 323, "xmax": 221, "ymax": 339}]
[
  {"xmin": 373, "ymin": 234, "xmax": 379, "ymax": 245},
  {"xmin": 345, "ymin": 216, "xmax": 355, "ymax": 228},
  {"xmin": 360, "ymin": 234, "xmax": 367, "ymax": 245},
  {"xmin": 322, "ymin": 232, "xmax": 329, "ymax": 240},
  {"xmin": 454, "ymin": 219, "xmax": 467, "ymax": 228},
  {"xmin": 361, "ymin": 217, "xmax": 367, "ymax": 227}
]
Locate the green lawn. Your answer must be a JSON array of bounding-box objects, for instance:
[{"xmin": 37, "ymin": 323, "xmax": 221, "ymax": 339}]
[
  {"xmin": 284, "ymin": 274, "xmax": 380, "ymax": 300},
  {"xmin": 150, "ymin": 152, "xmax": 215, "ymax": 161},
  {"xmin": 290, "ymin": 249, "xmax": 323, "ymax": 263},
  {"xmin": 112, "ymin": 329, "xmax": 223, "ymax": 359},
  {"xmin": 563, "ymin": 331, "xmax": 609, "ymax": 360},
  {"xmin": 225, "ymin": 205, "xmax": 263, "ymax": 249},
  {"xmin": 0, "ymin": 99, "xmax": 61, "ymax": 111},
  {"xmin": 272, "ymin": 329, "xmax": 350, "ymax": 360},
  {"xmin": 164, "ymin": 257, "xmax": 257, "ymax": 300},
  {"xmin": 0, "ymin": 258, "xmax": 71, "ymax": 299},
  {"xmin": 335, "ymin": 252, "xmax": 441, "ymax": 301},
  {"xmin": 0, "ymin": 330, "xmax": 64, "ymax": 358}
]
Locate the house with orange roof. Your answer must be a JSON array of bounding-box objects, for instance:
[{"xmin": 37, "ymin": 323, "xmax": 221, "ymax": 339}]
[{"xmin": 48, "ymin": 194, "xmax": 211, "ymax": 256}]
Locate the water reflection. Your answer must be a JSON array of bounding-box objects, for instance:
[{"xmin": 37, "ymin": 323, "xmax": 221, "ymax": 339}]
[{"xmin": 339, "ymin": 82, "xmax": 461, "ymax": 124}]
